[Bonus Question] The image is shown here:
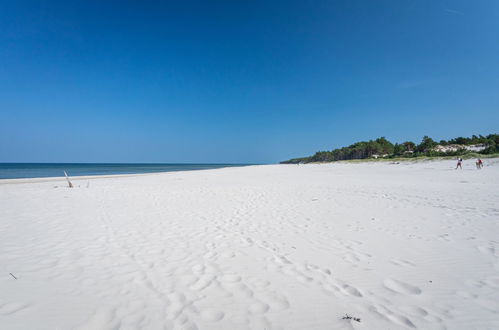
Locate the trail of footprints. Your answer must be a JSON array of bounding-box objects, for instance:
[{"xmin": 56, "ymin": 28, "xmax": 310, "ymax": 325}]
[
  {"xmin": 41, "ymin": 191, "xmax": 478, "ymax": 330},
  {"xmin": 77, "ymin": 208, "xmax": 296, "ymax": 330},
  {"xmin": 6, "ymin": 212, "xmax": 442, "ymax": 330},
  {"xmin": 244, "ymin": 231, "xmax": 453, "ymax": 329}
]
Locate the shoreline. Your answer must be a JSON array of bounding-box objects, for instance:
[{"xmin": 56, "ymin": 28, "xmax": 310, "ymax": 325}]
[
  {"xmin": 2, "ymin": 157, "xmax": 498, "ymax": 184},
  {"xmin": 0, "ymin": 164, "xmax": 262, "ymax": 184}
]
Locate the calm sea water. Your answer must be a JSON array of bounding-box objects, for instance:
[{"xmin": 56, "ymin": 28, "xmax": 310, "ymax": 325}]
[{"xmin": 0, "ymin": 163, "xmax": 251, "ymax": 179}]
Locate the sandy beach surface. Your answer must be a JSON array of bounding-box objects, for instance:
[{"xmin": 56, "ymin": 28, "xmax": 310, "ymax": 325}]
[{"xmin": 1, "ymin": 159, "xmax": 499, "ymax": 330}]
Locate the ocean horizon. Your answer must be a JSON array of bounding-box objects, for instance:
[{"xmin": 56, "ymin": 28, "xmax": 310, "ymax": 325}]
[{"xmin": 0, "ymin": 163, "xmax": 254, "ymax": 179}]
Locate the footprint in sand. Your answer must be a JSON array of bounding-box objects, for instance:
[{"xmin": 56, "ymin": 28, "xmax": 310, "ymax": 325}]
[
  {"xmin": 200, "ymin": 309, "xmax": 225, "ymax": 322},
  {"xmin": 337, "ymin": 282, "xmax": 363, "ymax": 297},
  {"xmin": 477, "ymin": 245, "xmax": 497, "ymax": 256},
  {"xmin": 220, "ymin": 274, "xmax": 242, "ymax": 283},
  {"xmin": 343, "ymin": 253, "xmax": 360, "ymax": 263},
  {"xmin": 249, "ymin": 302, "xmax": 270, "ymax": 314},
  {"xmin": 383, "ymin": 278, "xmax": 422, "ymax": 295},
  {"xmin": 369, "ymin": 303, "xmax": 416, "ymax": 328},
  {"xmin": 273, "ymin": 255, "xmax": 292, "ymax": 265},
  {"xmin": 259, "ymin": 293, "xmax": 290, "ymax": 311},
  {"xmin": 400, "ymin": 305, "xmax": 428, "ymax": 317},
  {"xmin": 191, "ymin": 264, "xmax": 205, "ymax": 274},
  {"xmin": 220, "ymin": 251, "xmax": 236, "ymax": 258},
  {"xmin": 189, "ymin": 276, "xmax": 213, "ymax": 291}
]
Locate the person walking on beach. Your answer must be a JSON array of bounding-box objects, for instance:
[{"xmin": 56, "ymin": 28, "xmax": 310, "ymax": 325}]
[
  {"xmin": 476, "ymin": 158, "xmax": 483, "ymax": 169},
  {"xmin": 456, "ymin": 157, "xmax": 463, "ymax": 170}
]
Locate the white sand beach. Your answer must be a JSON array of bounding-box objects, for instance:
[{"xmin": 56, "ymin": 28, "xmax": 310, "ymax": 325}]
[{"xmin": 1, "ymin": 159, "xmax": 499, "ymax": 330}]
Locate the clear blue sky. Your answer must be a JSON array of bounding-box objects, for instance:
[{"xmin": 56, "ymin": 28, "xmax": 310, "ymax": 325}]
[{"xmin": 1, "ymin": 0, "xmax": 498, "ymax": 163}]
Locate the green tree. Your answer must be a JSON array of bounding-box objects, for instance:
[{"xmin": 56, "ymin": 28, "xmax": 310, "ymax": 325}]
[
  {"xmin": 416, "ymin": 136, "xmax": 437, "ymax": 153},
  {"xmin": 403, "ymin": 141, "xmax": 416, "ymax": 152},
  {"xmin": 375, "ymin": 137, "xmax": 395, "ymax": 155},
  {"xmin": 393, "ymin": 143, "xmax": 404, "ymax": 156}
]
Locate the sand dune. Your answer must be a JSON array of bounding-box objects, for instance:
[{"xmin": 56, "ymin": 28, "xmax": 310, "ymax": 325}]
[{"xmin": 1, "ymin": 159, "xmax": 498, "ymax": 329}]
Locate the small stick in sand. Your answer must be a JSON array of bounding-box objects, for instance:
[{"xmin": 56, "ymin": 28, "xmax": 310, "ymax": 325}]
[
  {"xmin": 10, "ymin": 273, "xmax": 17, "ymax": 280},
  {"xmin": 64, "ymin": 171, "xmax": 74, "ymax": 188}
]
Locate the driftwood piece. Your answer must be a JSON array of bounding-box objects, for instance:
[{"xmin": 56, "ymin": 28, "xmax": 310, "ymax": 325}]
[{"xmin": 64, "ymin": 171, "xmax": 73, "ymax": 188}]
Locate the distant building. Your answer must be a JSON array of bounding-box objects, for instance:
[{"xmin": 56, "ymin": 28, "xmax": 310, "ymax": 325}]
[
  {"xmin": 371, "ymin": 154, "xmax": 389, "ymax": 159},
  {"xmin": 433, "ymin": 144, "xmax": 487, "ymax": 153}
]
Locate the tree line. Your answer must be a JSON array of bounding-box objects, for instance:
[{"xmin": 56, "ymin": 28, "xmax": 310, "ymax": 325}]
[{"xmin": 281, "ymin": 134, "xmax": 499, "ymax": 164}]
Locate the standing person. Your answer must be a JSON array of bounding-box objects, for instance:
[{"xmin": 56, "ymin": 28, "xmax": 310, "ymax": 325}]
[
  {"xmin": 478, "ymin": 158, "xmax": 483, "ymax": 169},
  {"xmin": 456, "ymin": 157, "xmax": 463, "ymax": 170}
]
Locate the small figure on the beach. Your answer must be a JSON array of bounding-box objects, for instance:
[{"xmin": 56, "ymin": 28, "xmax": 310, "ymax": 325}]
[
  {"xmin": 476, "ymin": 158, "xmax": 483, "ymax": 169},
  {"xmin": 456, "ymin": 158, "xmax": 463, "ymax": 170}
]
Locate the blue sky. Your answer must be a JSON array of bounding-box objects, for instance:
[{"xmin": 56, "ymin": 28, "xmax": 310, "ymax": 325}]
[{"xmin": 1, "ymin": 0, "xmax": 498, "ymax": 163}]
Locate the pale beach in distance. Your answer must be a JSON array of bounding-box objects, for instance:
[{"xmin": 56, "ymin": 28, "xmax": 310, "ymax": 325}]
[{"xmin": 1, "ymin": 159, "xmax": 498, "ymax": 329}]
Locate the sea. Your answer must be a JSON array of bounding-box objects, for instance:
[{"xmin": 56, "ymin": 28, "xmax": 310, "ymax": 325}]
[{"xmin": 0, "ymin": 163, "xmax": 251, "ymax": 179}]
